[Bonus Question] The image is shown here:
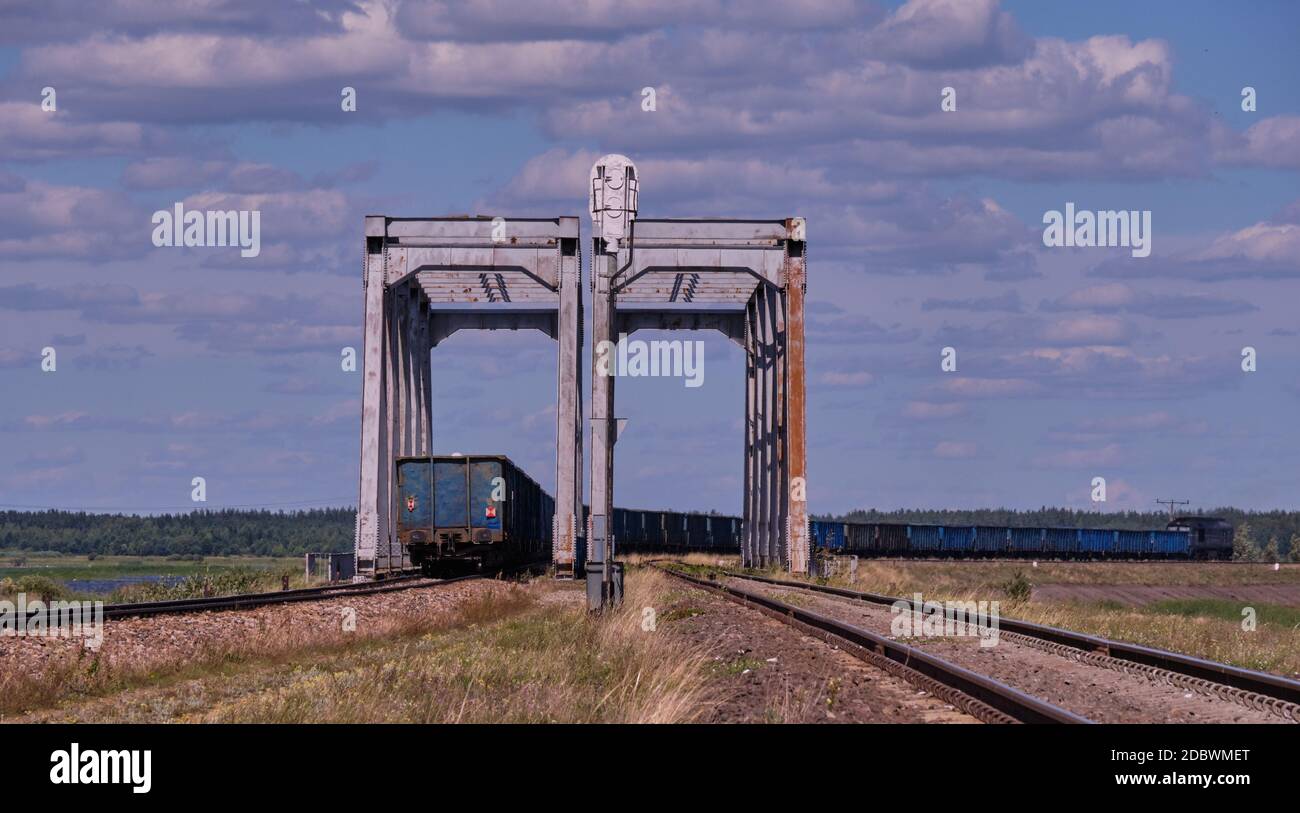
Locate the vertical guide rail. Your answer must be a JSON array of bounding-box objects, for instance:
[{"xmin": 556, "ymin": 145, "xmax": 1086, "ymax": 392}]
[
  {"xmin": 588, "ymin": 247, "xmax": 616, "ymax": 600},
  {"xmin": 554, "ymin": 217, "xmax": 584, "ymax": 577},
  {"xmin": 356, "ymin": 221, "xmax": 389, "ymax": 576},
  {"xmin": 756, "ymin": 284, "xmax": 771, "ymax": 567},
  {"xmin": 784, "ymin": 218, "xmax": 809, "ymax": 574},
  {"xmin": 774, "ymin": 281, "xmax": 788, "ymax": 569},
  {"xmin": 743, "ymin": 296, "xmax": 757, "ymax": 568},
  {"xmin": 397, "ymin": 284, "xmax": 416, "ymax": 569}
]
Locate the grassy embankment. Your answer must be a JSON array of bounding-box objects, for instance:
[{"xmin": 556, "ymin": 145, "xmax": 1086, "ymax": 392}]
[
  {"xmin": 1, "ymin": 568, "xmax": 712, "ymax": 723},
  {"xmin": 0, "ymin": 551, "xmax": 302, "ymax": 603},
  {"xmin": 764, "ymin": 558, "xmax": 1300, "ymax": 678}
]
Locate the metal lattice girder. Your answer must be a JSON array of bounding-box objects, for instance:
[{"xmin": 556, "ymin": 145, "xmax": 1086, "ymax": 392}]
[
  {"xmin": 355, "ymin": 215, "xmax": 584, "ymax": 579},
  {"xmin": 616, "ymin": 307, "xmax": 746, "ymax": 347},
  {"xmin": 594, "ymin": 212, "xmax": 809, "ymax": 577},
  {"xmin": 429, "ymin": 307, "xmax": 559, "ymax": 346},
  {"xmin": 610, "ymin": 219, "xmax": 789, "ymax": 304}
]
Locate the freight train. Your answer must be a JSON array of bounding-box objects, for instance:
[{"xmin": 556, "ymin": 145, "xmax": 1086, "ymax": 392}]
[
  {"xmin": 395, "ymin": 454, "xmax": 554, "ymax": 573},
  {"xmin": 808, "ymin": 515, "xmax": 1234, "ymax": 560},
  {"xmin": 392, "ymin": 455, "xmax": 1233, "ymax": 570},
  {"xmin": 393, "ymin": 454, "xmax": 741, "ymax": 574}
]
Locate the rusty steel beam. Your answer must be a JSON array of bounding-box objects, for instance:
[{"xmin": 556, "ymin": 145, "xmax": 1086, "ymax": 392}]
[
  {"xmin": 588, "ymin": 156, "xmax": 808, "ymax": 579},
  {"xmin": 355, "ymin": 229, "xmax": 389, "ymax": 576},
  {"xmin": 554, "ymin": 220, "xmax": 583, "ymax": 579},
  {"xmin": 784, "ymin": 218, "xmax": 809, "ymax": 574},
  {"xmin": 774, "ymin": 284, "xmax": 789, "ymax": 568},
  {"xmin": 743, "ymin": 295, "xmax": 757, "ymax": 568},
  {"xmin": 616, "ymin": 307, "xmax": 746, "ymax": 348}
]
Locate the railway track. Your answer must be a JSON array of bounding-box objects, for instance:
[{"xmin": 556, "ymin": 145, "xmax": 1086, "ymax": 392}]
[
  {"xmin": 715, "ymin": 568, "xmax": 1300, "ymax": 722},
  {"xmin": 816, "ymin": 557, "xmax": 1270, "ymax": 564},
  {"xmin": 97, "ymin": 572, "xmax": 475, "ymax": 620},
  {"xmin": 9, "ymin": 562, "xmax": 546, "ymax": 627},
  {"xmin": 633, "ymin": 553, "xmax": 1275, "ymax": 564},
  {"xmin": 655, "ymin": 564, "xmax": 1090, "ymax": 724},
  {"xmin": 90, "ymin": 559, "xmax": 557, "ymax": 621}
]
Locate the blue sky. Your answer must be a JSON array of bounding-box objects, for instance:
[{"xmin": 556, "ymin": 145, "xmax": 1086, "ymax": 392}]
[{"xmin": 1, "ymin": 0, "xmax": 1298, "ymax": 516}]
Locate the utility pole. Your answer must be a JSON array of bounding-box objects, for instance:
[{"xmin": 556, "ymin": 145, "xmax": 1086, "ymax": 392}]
[{"xmin": 1155, "ymin": 498, "xmax": 1189, "ymax": 519}]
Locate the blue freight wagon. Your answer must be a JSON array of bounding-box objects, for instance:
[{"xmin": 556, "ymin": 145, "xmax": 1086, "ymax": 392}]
[
  {"xmin": 1152, "ymin": 530, "xmax": 1191, "ymax": 557},
  {"xmin": 877, "ymin": 524, "xmax": 910, "ymax": 555},
  {"xmin": 974, "ymin": 526, "xmax": 1009, "ymax": 555},
  {"xmin": 813, "ymin": 521, "xmax": 846, "ymax": 551},
  {"xmin": 396, "ymin": 454, "xmax": 552, "ymax": 574},
  {"xmin": 1042, "ymin": 528, "xmax": 1078, "ymax": 556},
  {"xmin": 908, "ymin": 524, "xmax": 943, "ymax": 553},
  {"xmin": 1116, "ymin": 530, "xmax": 1149, "ymax": 557},
  {"xmin": 941, "ymin": 525, "xmax": 975, "ymax": 555},
  {"xmin": 1009, "ymin": 527, "xmax": 1044, "ymax": 555},
  {"xmin": 1078, "ymin": 528, "xmax": 1116, "ymax": 557},
  {"xmin": 844, "ymin": 522, "xmax": 874, "ymax": 554}
]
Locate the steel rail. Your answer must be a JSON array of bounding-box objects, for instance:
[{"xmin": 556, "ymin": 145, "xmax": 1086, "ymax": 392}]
[
  {"xmin": 100, "ymin": 573, "xmax": 478, "ymax": 620},
  {"xmin": 103, "ymin": 569, "xmax": 426, "ymax": 613},
  {"xmin": 21, "ymin": 564, "xmax": 541, "ymax": 624},
  {"xmin": 723, "ymin": 569, "xmax": 1300, "ymax": 707},
  {"xmin": 656, "ymin": 565, "xmax": 1090, "ymax": 724}
]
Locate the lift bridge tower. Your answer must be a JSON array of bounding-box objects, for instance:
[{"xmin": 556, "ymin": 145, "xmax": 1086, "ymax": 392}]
[
  {"xmin": 586, "ymin": 155, "xmax": 809, "ymax": 609},
  {"xmin": 353, "ymin": 214, "xmax": 584, "ymax": 579},
  {"xmin": 352, "ymin": 156, "xmax": 808, "ymax": 600}
]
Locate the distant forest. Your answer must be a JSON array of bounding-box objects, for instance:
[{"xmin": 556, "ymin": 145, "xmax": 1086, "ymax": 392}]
[
  {"xmin": 2, "ymin": 506, "xmax": 1298, "ymax": 559},
  {"xmin": 0, "ymin": 509, "xmax": 354, "ymax": 557},
  {"xmin": 820, "ymin": 507, "xmax": 1300, "ymax": 557}
]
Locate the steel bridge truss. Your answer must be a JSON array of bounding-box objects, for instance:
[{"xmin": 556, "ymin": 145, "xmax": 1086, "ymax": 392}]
[
  {"xmin": 588, "ymin": 216, "xmax": 810, "ymax": 582},
  {"xmin": 354, "ymin": 216, "xmax": 585, "ymax": 578}
]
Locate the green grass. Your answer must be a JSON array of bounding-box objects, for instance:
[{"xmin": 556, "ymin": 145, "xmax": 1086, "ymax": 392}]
[
  {"xmin": 5, "ymin": 572, "xmax": 712, "ymax": 723},
  {"xmin": 0, "ymin": 551, "xmax": 293, "ymax": 582},
  {"xmin": 714, "ymin": 656, "xmax": 766, "ymax": 676},
  {"xmin": 720, "ymin": 557, "xmax": 1300, "ymax": 677},
  {"xmin": 0, "ymin": 551, "xmax": 300, "ymax": 601},
  {"xmin": 1143, "ymin": 598, "xmax": 1300, "ymax": 630},
  {"xmin": 658, "ymin": 606, "xmax": 705, "ymax": 623}
]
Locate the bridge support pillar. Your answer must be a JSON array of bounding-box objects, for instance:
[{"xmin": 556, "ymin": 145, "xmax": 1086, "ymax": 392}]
[
  {"xmin": 554, "ymin": 223, "xmax": 585, "ymax": 579},
  {"xmin": 587, "ymin": 247, "xmax": 617, "ymax": 605},
  {"xmin": 587, "ymin": 155, "xmax": 809, "ymax": 580},
  {"xmin": 741, "ymin": 275, "xmax": 806, "ymax": 571},
  {"xmin": 354, "ymin": 215, "xmax": 583, "ymax": 580}
]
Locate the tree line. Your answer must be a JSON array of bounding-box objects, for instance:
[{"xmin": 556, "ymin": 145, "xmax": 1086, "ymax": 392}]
[
  {"xmin": 0, "ymin": 508, "xmax": 354, "ymax": 557},
  {"xmin": 4, "ymin": 505, "xmax": 1299, "ymax": 561}
]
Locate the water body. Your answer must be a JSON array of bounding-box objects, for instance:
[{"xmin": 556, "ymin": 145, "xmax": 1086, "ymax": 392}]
[{"xmin": 63, "ymin": 575, "xmax": 186, "ymax": 594}]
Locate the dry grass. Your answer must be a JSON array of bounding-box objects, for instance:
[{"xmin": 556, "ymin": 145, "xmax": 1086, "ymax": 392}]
[
  {"xmin": 620, "ymin": 552, "xmax": 741, "ymax": 569},
  {"xmin": 3, "ymin": 571, "xmax": 714, "ymax": 723},
  {"xmin": 837, "ymin": 560, "xmax": 1300, "ymax": 590},
  {"xmin": 1010, "ymin": 600, "xmax": 1300, "ymax": 678},
  {"xmin": 744, "ymin": 557, "xmax": 1300, "ymax": 678},
  {"xmin": 0, "ymin": 586, "xmax": 515, "ymax": 719},
  {"xmin": 196, "ymin": 569, "xmax": 709, "ymax": 723}
]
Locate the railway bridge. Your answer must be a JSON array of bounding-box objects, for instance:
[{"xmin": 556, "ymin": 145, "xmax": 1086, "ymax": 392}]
[{"xmin": 354, "ymin": 154, "xmax": 809, "ymax": 606}]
